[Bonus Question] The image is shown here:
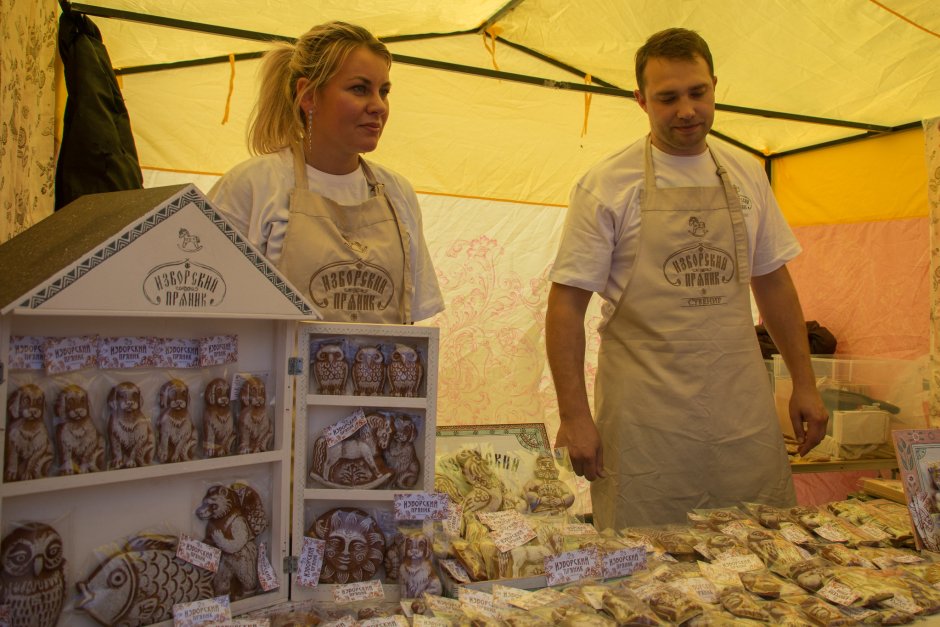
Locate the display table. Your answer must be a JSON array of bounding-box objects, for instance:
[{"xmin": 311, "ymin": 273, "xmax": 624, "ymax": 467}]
[{"xmin": 789, "ymin": 458, "xmax": 898, "ymax": 474}]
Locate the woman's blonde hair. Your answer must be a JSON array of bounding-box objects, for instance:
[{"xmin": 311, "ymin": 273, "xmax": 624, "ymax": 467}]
[{"xmin": 248, "ymin": 21, "xmax": 391, "ymax": 155}]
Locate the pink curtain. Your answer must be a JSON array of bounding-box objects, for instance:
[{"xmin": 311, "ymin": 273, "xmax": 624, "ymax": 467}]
[{"xmin": 788, "ymin": 218, "xmax": 929, "ymax": 360}]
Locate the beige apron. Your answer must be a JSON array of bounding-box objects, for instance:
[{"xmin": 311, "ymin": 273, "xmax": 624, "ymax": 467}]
[
  {"xmin": 279, "ymin": 144, "xmax": 413, "ymax": 323},
  {"xmin": 591, "ymin": 137, "xmax": 795, "ymax": 529}
]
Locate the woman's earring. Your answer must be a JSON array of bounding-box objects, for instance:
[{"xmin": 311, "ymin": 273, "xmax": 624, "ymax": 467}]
[{"xmin": 305, "ymin": 108, "xmax": 314, "ymax": 152}]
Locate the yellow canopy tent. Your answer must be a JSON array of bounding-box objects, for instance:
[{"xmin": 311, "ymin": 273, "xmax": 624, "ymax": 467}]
[{"xmin": 10, "ymin": 1, "xmax": 938, "ymax": 468}]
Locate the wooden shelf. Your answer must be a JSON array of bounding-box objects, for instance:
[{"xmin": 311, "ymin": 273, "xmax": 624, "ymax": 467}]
[
  {"xmin": 0, "ymin": 450, "xmax": 284, "ymax": 498},
  {"xmin": 306, "ymin": 394, "xmax": 427, "ymax": 409}
]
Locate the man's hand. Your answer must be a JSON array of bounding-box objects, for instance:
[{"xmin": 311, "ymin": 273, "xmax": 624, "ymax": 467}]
[
  {"xmin": 789, "ymin": 384, "xmax": 829, "ymax": 456},
  {"xmin": 555, "ymin": 416, "xmax": 607, "ymax": 481}
]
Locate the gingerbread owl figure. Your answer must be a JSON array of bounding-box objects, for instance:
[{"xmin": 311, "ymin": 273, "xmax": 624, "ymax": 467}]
[
  {"xmin": 0, "ymin": 521, "xmax": 66, "ymax": 627},
  {"xmin": 387, "ymin": 344, "xmax": 423, "ymax": 397},
  {"xmin": 352, "ymin": 346, "xmax": 385, "ymax": 396},
  {"xmin": 313, "ymin": 343, "xmax": 348, "ymax": 395}
]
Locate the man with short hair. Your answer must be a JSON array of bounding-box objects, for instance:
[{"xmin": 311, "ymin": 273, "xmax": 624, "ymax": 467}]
[{"xmin": 546, "ymin": 28, "xmax": 827, "ymax": 528}]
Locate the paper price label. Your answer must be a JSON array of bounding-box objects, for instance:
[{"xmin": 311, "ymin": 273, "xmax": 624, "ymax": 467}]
[
  {"xmin": 602, "ymin": 545, "xmax": 646, "ymax": 579},
  {"xmin": 256, "ymin": 542, "xmax": 279, "ymax": 592},
  {"xmin": 423, "ymin": 594, "xmax": 462, "ymax": 615},
  {"xmin": 697, "ymin": 561, "xmax": 742, "ymax": 588},
  {"xmin": 177, "ymin": 534, "xmax": 221, "ymax": 572},
  {"xmin": 840, "ymin": 606, "xmax": 879, "ymax": 621},
  {"xmin": 490, "ymin": 523, "xmax": 537, "ymax": 553},
  {"xmin": 172, "ymin": 595, "xmax": 231, "ymax": 626},
  {"xmin": 883, "ymin": 594, "xmax": 924, "ymax": 614},
  {"xmin": 476, "ymin": 509, "xmax": 521, "ymax": 529},
  {"xmin": 718, "ymin": 521, "xmax": 754, "ymax": 539},
  {"xmin": 439, "ymin": 559, "xmax": 471, "ymax": 583},
  {"xmin": 858, "ymin": 523, "xmax": 891, "ymax": 541},
  {"xmin": 323, "ymin": 409, "xmax": 367, "ymax": 447},
  {"xmin": 199, "ymin": 334, "xmax": 238, "ymax": 367},
  {"xmin": 98, "ymin": 336, "xmax": 161, "ymax": 369},
  {"xmin": 818, "ymin": 580, "xmax": 859, "ymax": 606},
  {"xmin": 332, "ymin": 579, "xmax": 384, "ymax": 604},
  {"xmin": 161, "ymin": 338, "xmax": 200, "ymax": 368},
  {"xmin": 492, "ymin": 584, "xmax": 531, "ymax": 607},
  {"xmin": 295, "ymin": 536, "xmax": 325, "ymax": 588},
  {"xmin": 508, "ymin": 586, "xmax": 568, "ymax": 610},
  {"xmin": 44, "ymin": 335, "xmax": 98, "ymax": 374},
  {"xmin": 457, "ymin": 587, "xmax": 497, "ymax": 618},
  {"xmin": 8, "ymin": 336, "xmax": 45, "ymax": 370},
  {"xmin": 544, "ymin": 546, "xmax": 602, "ymax": 586},
  {"xmin": 713, "ymin": 552, "xmax": 765, "ymax": 573},
  {"xmin": 780, "ymin": 523, "xmax": 814, "ymax": 544},
  {"xmin": 814, "ymin": 523, "xmax": 849, "ymax": 543},
  {"xmin": 394, "ymin": 493, "xmax": 450, "ymax": 520},
  {"xmin": 477, "ymin": 510, "xmax": 536, "ymax": 552},
  {"xmin": 442, "ymin": 502, "xmax": 463, "ymax": 537},
  {"xmin": 669, "ymin": 577, "xmax": 717, "ymax": 604}
]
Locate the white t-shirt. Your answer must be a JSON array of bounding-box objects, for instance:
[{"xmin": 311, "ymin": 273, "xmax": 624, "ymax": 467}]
[
  {"xmin": 549, "ymin": 136, "xmax": 800, "ymax": 322},
  {"xmin": 207, "ymin": 148, "xmax": 444, "ymax": 322}
]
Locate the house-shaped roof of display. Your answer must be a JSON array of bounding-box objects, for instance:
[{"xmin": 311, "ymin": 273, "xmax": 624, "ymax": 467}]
[{"xmin": 0, "ymin": 184, "xmax": 317, "ymax": 319}]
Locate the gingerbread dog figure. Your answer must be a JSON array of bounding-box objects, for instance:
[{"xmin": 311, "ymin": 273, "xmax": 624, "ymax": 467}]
[
  {"xmin": 5, "ymin": 384, "xmax": 54, "ymax": 481},
  {"xmin": 394, "ymin": 529, "xmax": 442, "ymax": 599},
  {"xmin": 236, "ymin": 376, "xmax": 272, "ymax": 454},
  {"xmin": 202, "ymin": 378, "xmax": 234, "ymax": 458},
  {"xmin": 156, "ymin": 379, "xmax": 197, "ymax": 463},
  {"xmin": 107, "ymin": 381, "xmax": 155, "ymax": 469},
  {"xmin": 54, "ymin": 384, "xmax": 105, "ymax": 475}
]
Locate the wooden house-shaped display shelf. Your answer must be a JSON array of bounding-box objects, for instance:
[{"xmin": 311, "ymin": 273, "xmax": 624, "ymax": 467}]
[{"xmin": 0, "ymin": 185, "xmax": 439, "ymax": 625}]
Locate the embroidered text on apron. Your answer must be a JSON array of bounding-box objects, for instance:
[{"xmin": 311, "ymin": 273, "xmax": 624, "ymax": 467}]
[
  {"xmin": 591, "ymin": 137, "xmax": 795, "ymax": 529},
  {"xmin": 278, "ymin": 144, "xmax": 414, "ymax": 323}
]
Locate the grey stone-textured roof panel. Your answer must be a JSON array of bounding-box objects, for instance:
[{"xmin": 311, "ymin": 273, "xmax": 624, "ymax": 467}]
[{"xmin": 0, "ymin": 185, "xmax": 190, "ymax": 312}]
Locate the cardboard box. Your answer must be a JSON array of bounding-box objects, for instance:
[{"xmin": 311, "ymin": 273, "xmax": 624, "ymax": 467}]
[{"xmin": 831, "ymin": 409, "xmax": 890, "ymax": 445}]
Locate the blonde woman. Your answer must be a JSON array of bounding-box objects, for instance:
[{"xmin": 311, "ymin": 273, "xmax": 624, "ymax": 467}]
[{"xmin": 209, "ymin": 21, "xmax": 443, "ymax": 323}]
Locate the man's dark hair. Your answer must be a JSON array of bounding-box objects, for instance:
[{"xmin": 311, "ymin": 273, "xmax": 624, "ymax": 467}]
[{"xmin": 635, "ymin": 28, "xmax": 714, "ymax": 93}]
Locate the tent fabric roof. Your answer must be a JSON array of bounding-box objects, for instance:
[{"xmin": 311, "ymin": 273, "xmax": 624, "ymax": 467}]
[{"xmin": 73, "ymin": 0, "xmax": 940, "ymax": 205}]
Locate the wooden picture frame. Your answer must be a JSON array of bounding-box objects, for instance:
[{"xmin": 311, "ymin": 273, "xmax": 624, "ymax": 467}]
[
  {"xmin": 435, "ymin": 422, "xmax": 551, "ymax": 455},
  {"xmin": 892, "ymin": 429, "xmax": 940, "ymax": 551}
]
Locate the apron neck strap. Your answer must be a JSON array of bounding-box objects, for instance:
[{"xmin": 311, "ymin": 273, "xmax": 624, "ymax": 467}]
[
  {"xmin": 289, "ymin": 143, "xmax": 414, "ymax": 324},
  {"xmin": 291, "ymin": 142, "xmax": 309, "ymax": 191},
  {"xmin": 643, "ymin": 136, "xmax": 750, "ymax": 284}
]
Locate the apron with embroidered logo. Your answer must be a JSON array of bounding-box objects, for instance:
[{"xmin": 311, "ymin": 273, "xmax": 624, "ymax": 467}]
[
  {"xmin": 591, "ymin": 137, "xmax": 794, "ymax": 529},
  {"xmin": 278, "ymin": 144, "xmax": 413, "ymax": 323}
]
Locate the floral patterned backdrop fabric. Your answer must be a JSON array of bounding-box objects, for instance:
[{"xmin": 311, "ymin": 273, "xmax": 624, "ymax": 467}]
[
  {"xmin": 416, "ymin": 193, "xmax": 599, "ymax": 437},
  {"xmin": 927, "ymin": 116, "xmax": 940, "ymax": 427},
  {"xmin": 0, "ymin": 0, "xmax": 56, "ymax": 244}
]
